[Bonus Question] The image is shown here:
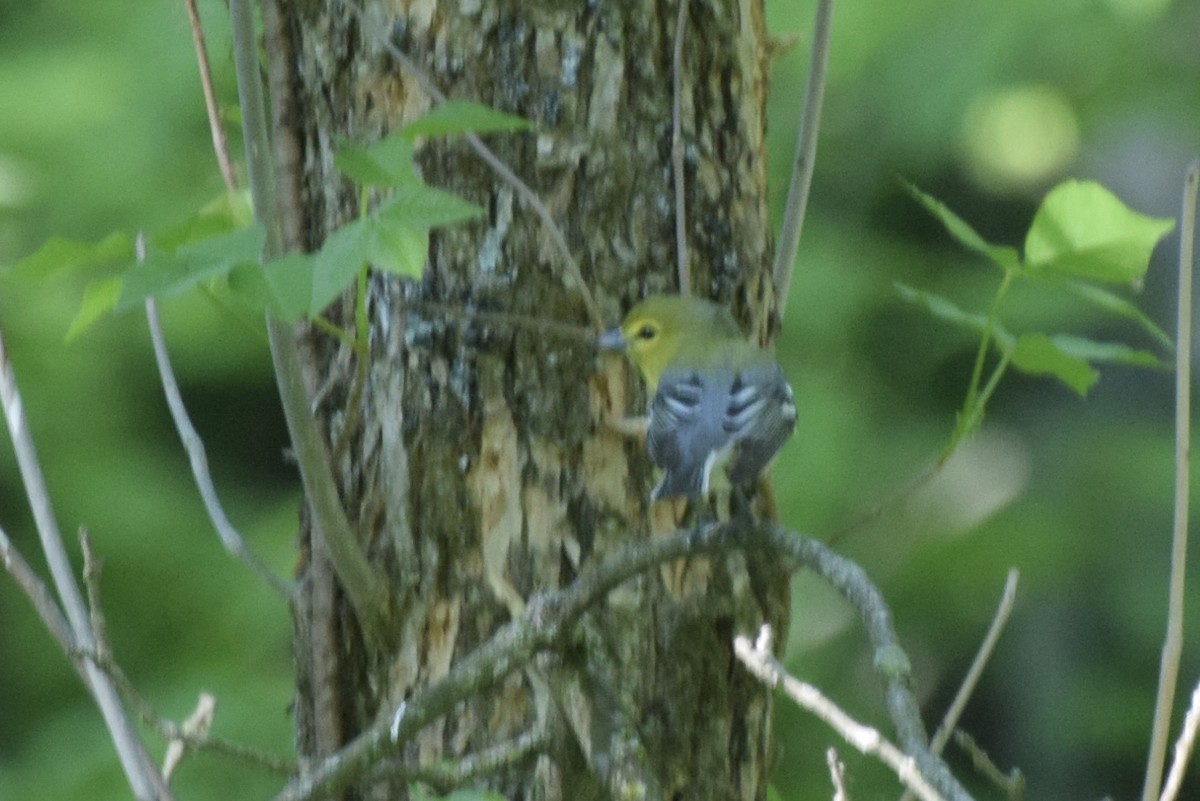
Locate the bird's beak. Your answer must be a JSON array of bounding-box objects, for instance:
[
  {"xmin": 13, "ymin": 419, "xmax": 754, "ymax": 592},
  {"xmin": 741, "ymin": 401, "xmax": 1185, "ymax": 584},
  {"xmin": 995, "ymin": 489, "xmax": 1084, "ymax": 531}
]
[{"xmin": 595, "ymin": 327, "xmax": 627, "ymax": 352}]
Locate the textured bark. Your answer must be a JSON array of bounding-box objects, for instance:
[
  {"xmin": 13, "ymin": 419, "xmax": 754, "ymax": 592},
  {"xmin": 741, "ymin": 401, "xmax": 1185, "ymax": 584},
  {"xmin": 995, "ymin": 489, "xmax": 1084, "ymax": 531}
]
[{"xmin": 268, "ymin": 1, "xmax": 786, "ymax": 798}]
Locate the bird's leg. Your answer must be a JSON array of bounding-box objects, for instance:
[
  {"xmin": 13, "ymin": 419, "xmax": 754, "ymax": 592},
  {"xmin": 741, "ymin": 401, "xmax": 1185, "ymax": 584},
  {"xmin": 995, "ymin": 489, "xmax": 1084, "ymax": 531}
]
[{"xmin": 729, "ymin": 485, "xmax": 756, "ymax": 524}]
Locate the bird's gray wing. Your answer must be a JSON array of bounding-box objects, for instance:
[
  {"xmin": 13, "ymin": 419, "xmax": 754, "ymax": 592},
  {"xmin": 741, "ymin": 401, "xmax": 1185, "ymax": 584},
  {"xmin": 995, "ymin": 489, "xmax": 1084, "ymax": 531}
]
[
  {"xmin": 647, "ymin": 369, "xmax": 733, "ymax": 500},
  {"xmin": 725, "ymin": 363, "xmax": 796, "ymax": 485}
]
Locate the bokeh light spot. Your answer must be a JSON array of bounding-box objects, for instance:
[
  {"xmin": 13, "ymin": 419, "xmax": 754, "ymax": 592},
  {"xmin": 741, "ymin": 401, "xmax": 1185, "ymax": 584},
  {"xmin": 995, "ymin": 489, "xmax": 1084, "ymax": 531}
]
[
  {"xmin": 960, "ymin": 84, "xmax": 1080, "ymax": 193},
  {"xmin": 1104, "ymin": 0, "xmax": 1172, "ymax": 22}
]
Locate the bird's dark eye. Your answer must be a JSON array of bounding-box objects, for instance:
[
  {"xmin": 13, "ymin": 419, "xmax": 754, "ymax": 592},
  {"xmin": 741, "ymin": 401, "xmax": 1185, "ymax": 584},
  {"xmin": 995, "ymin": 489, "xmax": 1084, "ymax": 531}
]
[{"xmin": 636, "ymin": 324, "xmax": 657, "ymax": 340}]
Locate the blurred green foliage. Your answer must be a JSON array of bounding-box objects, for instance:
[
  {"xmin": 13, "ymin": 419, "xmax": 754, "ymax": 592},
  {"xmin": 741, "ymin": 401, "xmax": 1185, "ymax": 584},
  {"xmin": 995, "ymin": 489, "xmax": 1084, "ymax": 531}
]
[{"xmin": 0, "ymin": 0, "xmax": 1198, "ymax": 799}]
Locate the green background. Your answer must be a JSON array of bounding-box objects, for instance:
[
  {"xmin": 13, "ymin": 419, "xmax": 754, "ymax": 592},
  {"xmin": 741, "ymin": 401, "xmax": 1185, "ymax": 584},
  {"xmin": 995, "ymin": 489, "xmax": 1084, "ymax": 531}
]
[{"xmin": 1, "ymin": 0, "xmax": 1198, "ymax": 798}]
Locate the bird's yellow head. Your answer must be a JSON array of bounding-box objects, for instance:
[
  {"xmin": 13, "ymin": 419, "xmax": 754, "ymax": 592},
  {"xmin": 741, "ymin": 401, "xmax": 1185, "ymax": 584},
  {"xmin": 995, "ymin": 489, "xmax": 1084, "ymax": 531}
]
[{"xmin": 596, "ymin": 295, "xmax": 742, "ymax": 390}]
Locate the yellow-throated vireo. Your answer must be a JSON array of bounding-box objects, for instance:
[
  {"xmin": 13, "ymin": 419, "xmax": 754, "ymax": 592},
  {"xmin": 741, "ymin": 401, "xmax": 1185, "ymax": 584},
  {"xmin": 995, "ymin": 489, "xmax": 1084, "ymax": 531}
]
[{"xmin": 597, "ymin": 294, "xmax": 796, "ymax": 501}]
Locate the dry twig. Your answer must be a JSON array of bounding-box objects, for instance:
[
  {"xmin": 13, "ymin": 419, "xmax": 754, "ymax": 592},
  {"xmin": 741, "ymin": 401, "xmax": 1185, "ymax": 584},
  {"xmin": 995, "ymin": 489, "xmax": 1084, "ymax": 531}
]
[
  {"xmin": 1142, "ymin": 159, "xmax": 1198, "ymax": 801},
  {"xmin": 0, "ymin": 326, "xmax": 170, "ymax": 800},
  {"xmin": 900, "ymin": 570, "xmax": 1019, "ymax": 801},
  {"xmin": 1160, "ymin": 680, "xmax": 1200, "ymax": 801},
  {"xmin": 735, "ymin": 626, "xmax": 946, "ymax": 801},
  {"xmin": 671, "ymin": 0, "xmax": 691, "ymax": 294},
  {"xmin": 144, "ymin": 293, "xmax": 293, "ymax": 598},
  {"xmin": 828, "ymin": 747, "xmax": 850, "ymax": 801},
  {"xmin": 772, "ymin": 0, "xmax": 835, "ymax": 314},
  {"xmin": 184, "ymin": 0, "xmax": 238, "ymax": 191}
]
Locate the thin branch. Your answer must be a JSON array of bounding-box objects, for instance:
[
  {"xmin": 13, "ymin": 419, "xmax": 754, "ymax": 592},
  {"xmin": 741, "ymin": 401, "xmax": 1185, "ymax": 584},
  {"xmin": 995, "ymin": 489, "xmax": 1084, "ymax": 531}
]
[
  {"xmin": 374, "ymin": 729, "xmax": 548, "ymax": 791},
  {"xmin": 828, "ymin": 747, "xmax": 850, "ymax": 801},
  {"xmin": 183, "ymin": 0, "xmax": 238, "ymax": 191},
  {"xmin": 1142, "ymin": 158, "xmax": 1199, "ymax": 801},
  {"xmin": 352, "ymin": 3, "xmax": 605, "ymax": 332},
  {"xmin": 144, "ymin": 295, "xmax": 294, "ymax": 598},
  {"xmin": 78, "ymin": 642, "xmax": 297, "ymax": 777},
  {"xmin": 0, "ymin": 524, "xmax": 83, "ymax": 681},
  {"xmin": 1160, "ymin": 681, "xmax": 1200, "ymax": 801},
  {"xmin": 408, "ymin": 299, "xmax": 595, "ymax": 344},
  {"xmin": 772, "ymin": 0, "xmax": 834, "ymax": 315},
  {"xmin": 3, "ymin": 527, "xmax": 286, "ymax": 780},
  {"xmin": 931, "ymin": 569, "xmax": 1018, "ymax": 754},
  {"xmin": 755, "ymin": 526, "xmax": 972, "ymax": 801},
  {"xmin": 82, "ymin": 528, "xmax": 295, "ymax": 778},
  {"xmin": 900, "ymin": 569, "xmax": 1018, "ymax": 801},
  {"xmin": 163, "ymin": 693, "xmax": 216, "ymax": 781},
  {"xmin": 273, "ymin": 521, "xmax": 969, "ymax": 801},
  {"xmin": 0, "ymin": 324, "xmax": 170, "ymax": 801},
  {"xmin": 228, "ymin": 0, "xmax": 388, "ymax": 636},
  {"xmin": 952, "ymin": 730, "xmax": 1024, "ymax": 800},
  {"xmin": 671, "ymin": 0, "xmax": 691, "ymax": 294},
  {"xmin": 80, "ymin": 529, "xmax": 112, "ymax": 661},
  {"xmin": 828, "ymin": 460, "xmax": 940, "ymax": 548},
  {"xmin": 735, "ymin": 626, "xmax": 946, "ymax": 801}
]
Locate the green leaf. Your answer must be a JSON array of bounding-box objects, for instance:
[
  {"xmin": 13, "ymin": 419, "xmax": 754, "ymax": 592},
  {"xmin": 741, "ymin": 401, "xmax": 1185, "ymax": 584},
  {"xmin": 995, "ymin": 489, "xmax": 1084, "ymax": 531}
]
[
  {"xmin": 311, "ymin": 219, "xmax": 373, "ymax": 314},
  {"xmin": 334, "ymin": 135, "xmax": 418, "ymax": 187},
  {"xmin": 400, "ymin": 100, "xmax": 533, "ymax": 139},
  {"xmin": 303, "ymin": 185, "xmax": 481, "ymax": 315},
  {"xmin": 118, "ymin": 224, "xmax": 266, "ymax": 310},
  {"xmin": 1047, "ymin": 334, "xmax": 1167, "ymax": 370},
  {"xmin": 263, "ymin": 254, "xmax": 316, "ymax": 322},
  {"xmin": 152, "ymin": 190, "xmax": 254, "ymax": 252},
  {"xmin": 1011, "ymin": 332, "xmax": 1099, "ymax": 395},
  {"xmin": 366, "ymin": 221, "xmax": 428, "ymax": 278},
  {"xmin": 66, "ymin": 277, "xmax": 123, "ymax": 341},
  {"xmin": 1055, "ymin": 279, "xmax": 1174, "ymax": 352},
  {"xmin": 1024, "ymin": 180, "xmax": 1175, "ymax": 284},
  {"xmin": 5, "ymin": 231, "xmax": 134, "ymax": 279},
  {"xmin": 378, "ymin": 183, "xmax": 484, "ymax": 229},
  {"xmin": 228, "ymin": 253, "xmax": 313, "ymax": 323},
  {"xmin": 893, "ymin": 282, "xmax": 1016, "ymax": 350},
  {"xmin": 902, "ymin": 180, "xmax": 1021, "ymax": 271}
]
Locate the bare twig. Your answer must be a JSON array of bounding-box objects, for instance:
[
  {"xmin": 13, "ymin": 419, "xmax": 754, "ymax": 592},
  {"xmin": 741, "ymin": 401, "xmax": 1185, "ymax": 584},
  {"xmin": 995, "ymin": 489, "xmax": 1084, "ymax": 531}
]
[
  {"xmin": 378, "ymin": 728, "xmax": 547, "ymax": 790},
  {"xmin": 0, "ymin": 326, "xmax": 170, "ymax": 800},
  {"xmin": 4, "ymin": 527, "xmax": 285, "ymax": 780},
  {"xmin": 80, "ymin": 529, "xmax": 112, "ymax": 661},
  {"xmin": 828, "ymin": 460, "xmax": 940, "ymax": 547},
  {"xmin": 78, "ymin": 641, "xmax": 296, "ymax": 777},
  {"xmin": 0, "ymin": 524, "xmax": 82, "ymax": 679},
  {"xmin": 144, "ymin": 294, "xmax": 293, "ymax": 598},
  {"xmin": 184, "ymin": 0, "xmax": 238, "ymax": 191},
  {"xmin": 671, "ymin": 0, "xmax": 691, "ymax": 294},
  {"xmin": 772, "ymin": 0, "xmax": 834, "ymax": 315},
  {"xmin": 1160, "ymin": 680, "xmax": 1200, "ymax": 801},
  {"xmin": 1142, "ymin": 158, "xmax": 1198, "ymax": 801},
  {"xmin": 83, "ymin": 527, "xmax": 293, "ymax": 778},
  {"xmin": 352, "ymin": 3, "xmax": 604, "ymax": 331},
  {"xmin": 899, "ymin": 570, "xmax": 1019, "ymax": 801},
  {"xmin": 163, "ymin": 693, "xmax": 216, "ymax": 781},
  {"xmin": 756, "ymin": 527, "xmax": 971, "ymax": 801},
  {"xmin": 273, "ymin": 521, "xmax": 969, "ymax": 801},
  {"xmin": 408, "ymin": 299, "xmax": 594, "ymax": 344},
  {"xmin": 953, "ymin": 730, "xmax": 1024, "ymax": 800},
  {"xmin": 932, "ymin": 569, "xmax": 1018, "ymax": 754},
  {"xmin": 735, "ymin": 626, "xmax": 946, "ymax": 801},
  {"xmin": 229, "ymin": 0, "xmax": 388, "ymax": 636},
  {"xmin": 828, "ymin": 747, "xmax": 850, "ymax": 801}
]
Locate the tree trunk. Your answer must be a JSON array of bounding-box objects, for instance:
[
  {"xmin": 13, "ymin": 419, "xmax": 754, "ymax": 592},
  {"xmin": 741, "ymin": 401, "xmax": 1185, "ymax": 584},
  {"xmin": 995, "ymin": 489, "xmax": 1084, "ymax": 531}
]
[{"xmin": 267, "ymin": 1, "xmax": 786, "ymax": 798}]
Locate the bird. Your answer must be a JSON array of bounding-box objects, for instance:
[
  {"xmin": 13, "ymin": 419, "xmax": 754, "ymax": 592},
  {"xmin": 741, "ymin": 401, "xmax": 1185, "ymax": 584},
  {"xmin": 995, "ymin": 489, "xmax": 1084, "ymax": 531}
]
[{"xmin": 597, "ymin": 294, "xmax": 796, "ymax": 502}]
